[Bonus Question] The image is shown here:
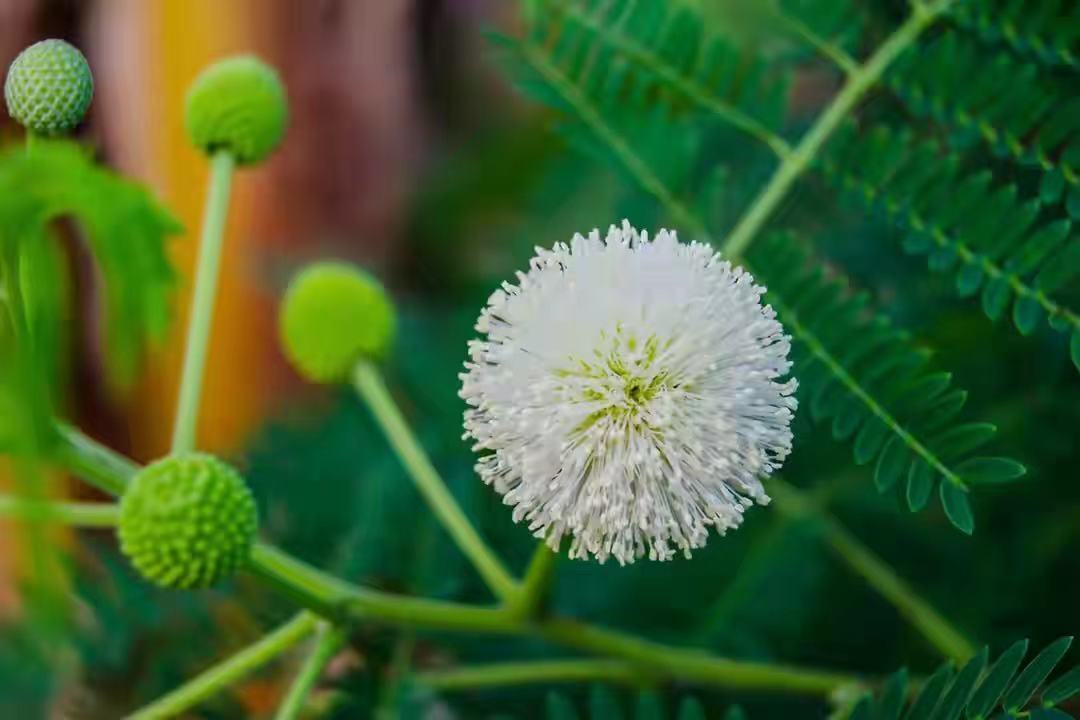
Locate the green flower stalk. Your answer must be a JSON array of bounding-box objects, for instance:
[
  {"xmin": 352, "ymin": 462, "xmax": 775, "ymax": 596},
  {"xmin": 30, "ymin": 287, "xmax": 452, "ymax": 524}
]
[
  {"xmin": 172, "ymin": 55, "xmax": 288, "ymax": 453},
  {"xmin": 119, "ymin": 453, "xmax": 258, "ymax": 589},
  {"xmin": 4, "ymin": 39, "xmax": 93, "ymax": 136}
]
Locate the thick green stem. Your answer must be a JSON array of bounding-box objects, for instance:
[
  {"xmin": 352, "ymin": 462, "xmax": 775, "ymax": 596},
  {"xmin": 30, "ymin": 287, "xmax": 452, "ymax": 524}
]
[
  {"xmin": 770, "ymin": 479, "xmax": 976, "ymax": 663},
  {"xmin": 0, "ymin": 495, "xmax": 118, "ymax": 527},
  {"xmin": 128, "ymin": 612, "xmax": 319, "ymax": 720},
  {"xmin": 55, "ymin": 424, "xmax": 136, "ymax": 495},
  {"xmin": 274, "ymin": 622, "xmax": 346, "ymax": 720},
  {"xmin": 56, "ymin": 427, "xmax": 861, "ymax": 698},
  {"xmin": 540, "ymin": 619, "xmax": 859, "ymax": 694},
  {"xmin": 248, "ymin": 543, "xmax": 521, "ymax": 634},
  {"xmin": 417, "ymin": 659, "xmax": 648, "ymax": 691},
  {"xmin": 720, "ymin": 0, "xmax": 956, "ymax": 260},
  {"xmin": 171, "ymin": 151, "xmax": 235, "ymax": 454},
  {"xmin": 351, "ymin": 361, "xmax": 518, "ymax": 602},
  {"xmin": 508, "ymin": 543, "xmax": 557, "ymax": 620}
]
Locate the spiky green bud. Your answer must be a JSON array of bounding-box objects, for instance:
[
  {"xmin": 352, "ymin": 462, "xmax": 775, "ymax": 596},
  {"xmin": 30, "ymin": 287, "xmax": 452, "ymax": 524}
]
[
  {"xmin": 184, "ymin": 55, "xmax": 287, "ymax": 165},
  {"xmin": 4, "ymin": 39, "xmax": 93, "ymax": 135},
  {"xmin": 280, "ymin": 262, "xmax": 396, "ymax": 383},
  {"xmin": 119, "ymin": 453, "xmax": 258, "ymax": 590}
]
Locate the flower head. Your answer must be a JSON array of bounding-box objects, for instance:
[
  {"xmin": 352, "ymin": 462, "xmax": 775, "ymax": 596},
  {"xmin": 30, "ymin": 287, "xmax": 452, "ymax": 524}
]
[
  {"xmin": 4, "ymin": 39, "xmax": 93, "ymax": 135},
  {"xmin": 460, "ymin": 222, "xmax": 797, "ymax": 564},
  {"xmin": 279, "ymin": 261, "xmax": 396, "ymax": 383},
  {"xmin": 185, "ymin": 55, "xmax": 287, "ymax": 165},
  {"xmin": 119, "ymin": 453, "xmax": 258, "ymax": 589}
]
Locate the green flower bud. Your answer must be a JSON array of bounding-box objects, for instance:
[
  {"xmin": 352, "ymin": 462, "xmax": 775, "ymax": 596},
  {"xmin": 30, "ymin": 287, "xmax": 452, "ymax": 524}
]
[
  {"xmin": 4, "ymin": 39, "xmax": 93, "ymax": 135},
  {"xmin": 280, "ymin": 262, "xmax": 396, "ymax": 383},
  {"xmin": 119, "ymin": 453, "xmax": 258, "ymax": 590},
  {"xmin": 185, "ymin": 55, "xmax": 287, "ymax": 165}
]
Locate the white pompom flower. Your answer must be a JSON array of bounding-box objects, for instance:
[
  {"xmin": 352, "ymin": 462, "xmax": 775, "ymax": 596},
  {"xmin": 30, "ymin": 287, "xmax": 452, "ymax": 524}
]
[{"xmin": 460, "ymin": 221, "xmax": 797, "ymax": 565}]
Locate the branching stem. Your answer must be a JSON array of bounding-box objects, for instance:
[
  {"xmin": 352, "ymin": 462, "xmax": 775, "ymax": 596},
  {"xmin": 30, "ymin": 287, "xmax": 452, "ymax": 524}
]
[
  {"xmin": 55, "ymin": 426, "xmax": 862, "ymax": 699},
  {"xmin": 274, "ymin": 622, "xmax": 347, "ymax": 720},
  {"xmin": 720, "ymin": 0, "xmax": 957, "ymax": 260},
  {"xmin": 509, "ymin": 543, "xmax": 558, "ymax": 620},
  {"xmin": 128, "ymin": 611, "xmax": 319, "ymax": 720}
]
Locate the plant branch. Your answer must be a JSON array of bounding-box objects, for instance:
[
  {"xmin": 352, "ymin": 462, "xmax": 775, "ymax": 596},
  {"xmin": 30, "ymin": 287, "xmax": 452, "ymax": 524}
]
[
  {"xmin": 0, "ymin": 494, "xmax": 118, "ymax": 527},
  {"xmin": 417, "ymin": 659, "xmax": 648, "ymax": 691},
  {"xmin": 351, "ymin": 360, "xmax": 519, "ymax": 602},
  {"xmin": 720, "ymin": 0, "xmax": 957, "ymax": 260},
  {"xmin": 274, "ymin": 622, "xmax": 346, "ymax": 720},
  {"xmin": 55, "ymin": 426, "xmax": 862, "ymax": 697},
  {"xmin": 128, "ymin": 611, "xmax": 319, "ymax": 720},
  {"xmin": 55, "ymin": 423, "xmax": 136, "ymax": 495},
  {"xmin": 171, "ymin": 151, "xmax": 235, "ymax": 454},
  {"xmin": 540, "ymin": 619, "xmax": 859, "ymax": 694},
  {"xmin": 509, "ymin": 543, "xmax": 558, "ymax": 620},
  {"xmin": 770, "ymin": 479, "xmax": 976, "ymax": 663}
]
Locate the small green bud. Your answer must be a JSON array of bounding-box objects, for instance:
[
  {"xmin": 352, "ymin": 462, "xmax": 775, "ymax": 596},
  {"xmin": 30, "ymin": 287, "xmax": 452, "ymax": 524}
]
[
  {"xmin": 119, "ymin": 453, "xmax": 258, "ymax": 590},
  {"xmin": 185, "ymin": 55, "xmax": 287, "ymax": 165},
  {"xmin": 4, "ymin": 39, "xmax": 93, "ymax": 135},
  {"xmin": 280, "ymin": 262, "xmax": 396, "ymax": 383}
]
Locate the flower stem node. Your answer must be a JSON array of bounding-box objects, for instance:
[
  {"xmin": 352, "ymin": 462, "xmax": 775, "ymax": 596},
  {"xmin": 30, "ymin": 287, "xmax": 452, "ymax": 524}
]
[
  {"xmin": 4, "ymin": 39, "xmax": 93, "ymax": 135},
  {"xmin": 185, "ymin": 56, "xmax": 287, "ymax": 165},
  {"xmin": 119, "ymin": 453, "xmax": 258, "ymax": 590},
  {"xmin": 280, "ymin": 261, "xmax": 396, "ymax": 383}
]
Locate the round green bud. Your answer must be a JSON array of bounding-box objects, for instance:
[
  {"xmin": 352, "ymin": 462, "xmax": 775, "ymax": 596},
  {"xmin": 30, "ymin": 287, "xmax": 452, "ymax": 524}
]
[
  {"xmin": 184, "ymin": 55, "xmax": 287, "ymax": 165},
  {"xmin": 280, "ymin": 262, "xmax": 396, "ymax": 383},
  {"xmin": 4, "ymin": 39, "xmax": 93, "ymax": 135},
  {"xmin": 118, "ymin": 453, "xmax": 258, "ymax": 590}
]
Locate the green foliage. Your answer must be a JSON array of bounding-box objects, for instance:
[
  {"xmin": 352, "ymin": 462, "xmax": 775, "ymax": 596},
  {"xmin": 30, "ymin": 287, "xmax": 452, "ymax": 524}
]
[
  {"xmin": 748, "ymin": 234, "xmax": 1022, "ymax": 532},
  {"xmin": 821, "ymin": 123, "xmax": 1080, "ymax": 372},
  {"xmin": 950, "ymin": 0, "xmax": 1080, "ymax": 70},
  {"xmin": 2, "ymin": 2, "xmax": 1079, "ymax": 718},
  {"xmin": 887, "ymin": 31, "xmax": 1080, "ymax": 220},
  {"xmin": 0, "ymin": 140, "xmax": 180, "ymax": 391},
  {"xmin": 846, "ymin": 637, "xmax": 1078, "ymax": 719},
  {"xmin": 500, "ymin": 0, "xmax": 790, "ymax": 157}
]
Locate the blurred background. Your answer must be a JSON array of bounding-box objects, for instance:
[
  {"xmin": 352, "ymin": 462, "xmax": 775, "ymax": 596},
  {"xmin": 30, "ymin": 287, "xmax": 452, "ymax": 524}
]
[{"xmin": 1, "ymin": 0, "xmax": 1078, "ymax": 718}]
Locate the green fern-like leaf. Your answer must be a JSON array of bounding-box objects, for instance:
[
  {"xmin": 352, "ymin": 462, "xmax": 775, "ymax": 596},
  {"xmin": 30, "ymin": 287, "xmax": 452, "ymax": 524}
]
[
  {"xmin": 821, "ymin": 123, "xmax": 1080, "ymax": 372},
  {"xmin": 748, "ymin": 233, "xmax": 1023, "ymax": 532},
  {"xmin": 951, "ymin": 0, "xmax": 1080, "ymax": 71},
  {"xmin": 0, "ymin": 140, "xmax": 181, "ymax": 389},
  {"xmin": 887, "ymin": 30, "xmax": 1080, "ymax": 218},
  {"xmin": 501, "ymin": 0, "xmax": 791, "ymax": 158},
  {"xmin": 845, "ymin": 637, "xmax": 1078, "ymax": 720}
]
